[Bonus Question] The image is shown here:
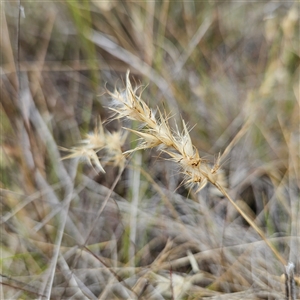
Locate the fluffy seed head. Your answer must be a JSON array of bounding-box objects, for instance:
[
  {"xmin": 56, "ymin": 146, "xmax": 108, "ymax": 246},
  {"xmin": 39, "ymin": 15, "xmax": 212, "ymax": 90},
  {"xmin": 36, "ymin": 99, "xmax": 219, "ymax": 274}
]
[{"xmin": 106, "ymin": 71, "xmax": 223, "ymax": 192}]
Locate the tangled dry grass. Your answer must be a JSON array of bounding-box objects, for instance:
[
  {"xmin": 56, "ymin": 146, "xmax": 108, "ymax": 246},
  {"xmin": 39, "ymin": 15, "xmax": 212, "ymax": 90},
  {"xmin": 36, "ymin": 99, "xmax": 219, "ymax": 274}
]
[{"xmin": 1, "ymin": 1, "xmax": 299, "ymax": 299}]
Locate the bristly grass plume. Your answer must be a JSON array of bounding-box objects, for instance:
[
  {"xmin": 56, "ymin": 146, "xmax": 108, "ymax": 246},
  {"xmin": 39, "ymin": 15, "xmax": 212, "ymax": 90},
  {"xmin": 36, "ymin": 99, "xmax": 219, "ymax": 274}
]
[
  {"xmin": 60, "ymin": 118, "xmax": 127, "ymax": 172},
  {"xmin": 107, "ymin": 71, "xmax": 222, "ymax": 192}
]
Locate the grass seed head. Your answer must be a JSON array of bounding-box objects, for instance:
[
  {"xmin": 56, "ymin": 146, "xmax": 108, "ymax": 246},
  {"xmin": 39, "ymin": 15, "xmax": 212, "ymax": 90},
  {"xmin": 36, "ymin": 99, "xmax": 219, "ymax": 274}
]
[
  {"xmin": 59, "ymin": 146, "xmax": 106, "ymax": 173},
  {"xmin": 60, "ymin": 120, "xmax": 127, "ymax": 172},
  {"xmin": 106, "ymin": 71, "xmax": 224, "ymax": 192}
]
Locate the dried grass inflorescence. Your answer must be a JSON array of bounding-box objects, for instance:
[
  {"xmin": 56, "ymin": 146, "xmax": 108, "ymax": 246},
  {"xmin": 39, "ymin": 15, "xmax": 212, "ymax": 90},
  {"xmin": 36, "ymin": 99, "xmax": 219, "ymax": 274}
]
[
  {"xmin": 107, "ymin": 71, "xmax": 222, "ymax": 192},
  {"xmin": 60, "ymin": 119, "xmax": 127, "ymax": 172}
]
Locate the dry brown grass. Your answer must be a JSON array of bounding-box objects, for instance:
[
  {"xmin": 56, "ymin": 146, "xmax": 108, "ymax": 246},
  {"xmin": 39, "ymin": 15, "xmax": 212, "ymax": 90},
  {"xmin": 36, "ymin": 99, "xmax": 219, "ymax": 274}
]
[{"xmin": 1, "ymin": 1, "xmax": 299, "ymax": 299}]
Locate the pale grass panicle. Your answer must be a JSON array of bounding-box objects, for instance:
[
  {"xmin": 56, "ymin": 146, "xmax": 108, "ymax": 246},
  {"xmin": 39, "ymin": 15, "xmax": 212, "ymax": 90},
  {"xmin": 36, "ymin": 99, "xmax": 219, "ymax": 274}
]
[
  {"xmin": 107, "ymin": 71, "xmax": 222, "ymax": 192},
  {"xmin": 59, "ymin": 146, "xmax": 106, "ymax": 173},
  {"xmin": 60, "ymin": 120, "xmax": 127, "ymax": 172}
]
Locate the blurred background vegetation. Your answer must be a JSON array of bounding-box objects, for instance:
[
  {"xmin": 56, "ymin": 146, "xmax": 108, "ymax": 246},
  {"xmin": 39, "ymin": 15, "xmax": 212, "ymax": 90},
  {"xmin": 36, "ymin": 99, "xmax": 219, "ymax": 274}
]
[{"xmin": 1, "ymin": 1, "xmax": 299, "ymax": 299}]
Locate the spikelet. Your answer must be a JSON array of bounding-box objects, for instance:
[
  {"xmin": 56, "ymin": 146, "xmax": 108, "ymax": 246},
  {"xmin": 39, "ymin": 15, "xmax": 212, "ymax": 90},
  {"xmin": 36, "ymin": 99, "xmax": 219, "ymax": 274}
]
[
  {"xmin": 59, "ymin": 146, "xmax": 105, "ymax": 173},
  {"xmin": 60, "ymin": 120, "xmax": 126, "ymax": 172}
]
